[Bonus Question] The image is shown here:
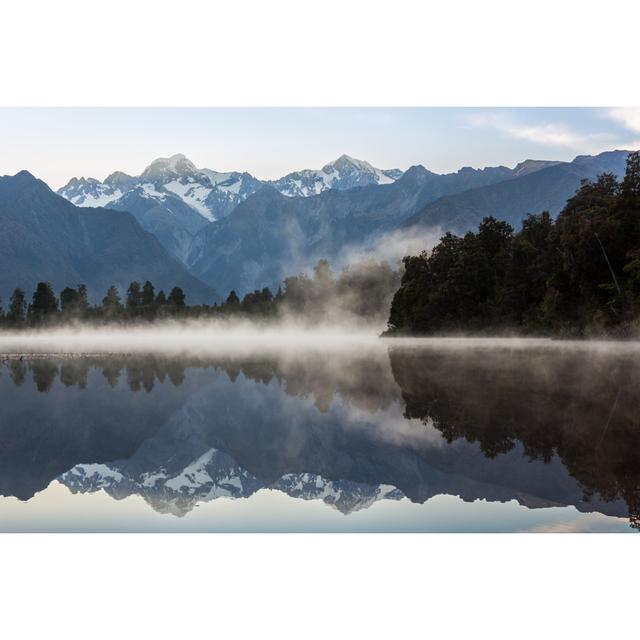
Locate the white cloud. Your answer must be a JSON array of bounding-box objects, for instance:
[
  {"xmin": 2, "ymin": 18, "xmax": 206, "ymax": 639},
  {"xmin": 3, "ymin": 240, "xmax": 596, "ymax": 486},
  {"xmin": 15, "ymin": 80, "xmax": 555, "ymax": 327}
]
[
  {"xmin": 607, "ymin": 107, "xmax": 640, "ymax": 134},
  {"xmin": 500, "ymin": 122, "xmax": 591, "ymax": 147},
  {"xmin": 467, "ymin": 113, "xmax": 613, "ymax": 153}
]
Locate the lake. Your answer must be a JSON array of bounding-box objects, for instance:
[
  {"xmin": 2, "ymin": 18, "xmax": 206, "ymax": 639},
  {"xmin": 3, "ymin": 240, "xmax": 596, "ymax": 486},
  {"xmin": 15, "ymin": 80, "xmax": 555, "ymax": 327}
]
[{"xmin": 1, "ymin": 331, "xmax": 639, "ymax": 532}]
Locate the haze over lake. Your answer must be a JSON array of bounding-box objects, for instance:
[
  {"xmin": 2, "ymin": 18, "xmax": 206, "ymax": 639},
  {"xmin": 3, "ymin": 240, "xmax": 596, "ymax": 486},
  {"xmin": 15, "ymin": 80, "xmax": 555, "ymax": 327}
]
[{"xmin": 1, "ymin": 329, "xmax": 638, "ymax": 532}]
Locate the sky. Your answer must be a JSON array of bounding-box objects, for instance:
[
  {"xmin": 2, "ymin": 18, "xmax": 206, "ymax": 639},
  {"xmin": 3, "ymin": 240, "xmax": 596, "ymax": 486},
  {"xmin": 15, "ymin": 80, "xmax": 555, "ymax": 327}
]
[{"xmin": 0, "ymin": 107, "xmax": 639, "ymax": 190}]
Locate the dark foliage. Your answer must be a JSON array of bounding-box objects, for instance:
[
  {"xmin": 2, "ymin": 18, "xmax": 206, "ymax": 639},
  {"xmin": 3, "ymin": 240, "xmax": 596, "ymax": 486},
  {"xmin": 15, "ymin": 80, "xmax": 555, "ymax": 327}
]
[
  {"xmin": 387, "ymin": 152, "xmax": 640, "ymax": 336},
  {"xmin": 0, "ymin": 258, "xmax": 400, "ymax": 329}
]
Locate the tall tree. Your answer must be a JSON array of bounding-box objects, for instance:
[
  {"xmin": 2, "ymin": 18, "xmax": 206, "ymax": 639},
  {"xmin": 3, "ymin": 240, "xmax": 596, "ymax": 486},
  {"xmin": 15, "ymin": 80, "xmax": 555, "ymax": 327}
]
[
  {"xmin": 29, "ymin": 282, "xmax": 59, "ymax": 323},
  {"xmin": 6, "ymin": 289, "xmax": 27, "ymax": 325},
  {"xmin": 168, "ymin": 286, "xmax": 186, "ymax": 308},
  {"xmin": 142, "ymin": 280, "xmax": 155, "ymax": 307},
  {"xmin": 223, "ymin": 290, "xmax": 240, "ymax": 311},
  {"xmin": 60, "ymin": 286, "xmax": 80, "ymax": 314},
  {"xmin": 102, "ymin": 286, "xmax": 123, "ymax": 318},
  {"xmin": 126, "ymin": 281, "xmax": 142, "ymax": 314}
]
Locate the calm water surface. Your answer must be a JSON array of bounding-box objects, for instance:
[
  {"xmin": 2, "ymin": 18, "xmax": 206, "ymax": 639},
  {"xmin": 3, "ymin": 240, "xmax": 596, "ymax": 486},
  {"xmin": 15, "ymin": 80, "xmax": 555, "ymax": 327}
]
[{"xmin": 0, "ymin": 336, "xmax": 638, "ymax": 532}]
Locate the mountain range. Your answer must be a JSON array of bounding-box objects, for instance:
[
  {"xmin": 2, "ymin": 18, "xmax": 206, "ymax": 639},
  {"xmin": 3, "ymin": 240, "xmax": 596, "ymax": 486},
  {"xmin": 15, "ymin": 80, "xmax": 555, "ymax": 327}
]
[
  {"xmin": 183, "ymin": 151, "xmax": 631, "ymax": 294},
  {"xmin": 2, "ymin": 148, "xmax": 634, "ymax": 301},
  {"xmin": 0, "ymin": 171, "xmax": 216, "ymax": 304},
  {"xmin": 404, "ymin": 150, "xmax": 630, "ymax": 232}
]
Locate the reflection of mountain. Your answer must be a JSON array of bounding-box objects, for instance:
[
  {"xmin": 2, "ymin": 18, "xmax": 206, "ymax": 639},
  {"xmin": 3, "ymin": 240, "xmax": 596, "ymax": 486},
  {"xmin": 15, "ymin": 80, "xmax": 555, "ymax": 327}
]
[
  {"xmin": 2, "ymin": 344, "xmax": 639, "ymax": 526},
  {"xmin": 0, "ymin": 356, "xmax": 208, "ymax": 500},
  {"xmin": 61, "ymin": 449, "xmax": 405, "ymax": 517}
]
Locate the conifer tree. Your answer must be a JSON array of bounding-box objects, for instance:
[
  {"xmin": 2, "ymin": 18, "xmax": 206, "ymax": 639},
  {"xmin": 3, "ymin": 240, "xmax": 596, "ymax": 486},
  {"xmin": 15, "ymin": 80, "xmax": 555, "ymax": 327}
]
[{"xmin": 29, "ymin": 282, "xmax": 59, "ymax": 323}]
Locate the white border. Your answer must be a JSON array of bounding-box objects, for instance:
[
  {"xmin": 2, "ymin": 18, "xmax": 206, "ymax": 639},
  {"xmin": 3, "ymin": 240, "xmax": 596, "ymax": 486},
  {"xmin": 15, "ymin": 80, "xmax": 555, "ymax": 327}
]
[
  {"xmin": 1, "ymin": 1, "xmax": 639, "ymax": 637},
  {"xmin": 1, "ymin": 0, "xmax": 639, "ymax": 106}
]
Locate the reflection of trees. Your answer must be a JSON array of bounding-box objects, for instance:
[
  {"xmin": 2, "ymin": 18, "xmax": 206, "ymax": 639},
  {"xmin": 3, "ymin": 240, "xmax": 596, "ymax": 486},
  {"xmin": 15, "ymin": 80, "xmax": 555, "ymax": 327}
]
[
  {"xmin": 389, "ymin": 346, "xmax": 640, "ymax": 528},
  {"xmin": 9, "ymin": 360, "xmax": 26, "ymax": 386},
  {"xmin": 226, "ymin": 353, "xmax": 399, "ymax": 414},
  {"xmin": 30, "ymin": 361, "xmax": 59, "ymax": 392},
  {"xmin": 2, "ymin": 352, "xmax": 399, "ymax": 414}
]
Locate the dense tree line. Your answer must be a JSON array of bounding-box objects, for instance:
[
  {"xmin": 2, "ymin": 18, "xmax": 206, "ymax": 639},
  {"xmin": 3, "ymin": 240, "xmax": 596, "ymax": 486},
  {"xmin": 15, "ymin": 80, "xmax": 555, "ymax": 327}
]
[
  {"xmin": 0, "ymin": 280, "xmax": 190, "ymax": 328},
  {"xmin": 0, "ymin": 259, "xmax": 399, "ymax": 329},
  {"xmin": 387, "ymin": 152, "xmax": 640, "ymax": 336}
]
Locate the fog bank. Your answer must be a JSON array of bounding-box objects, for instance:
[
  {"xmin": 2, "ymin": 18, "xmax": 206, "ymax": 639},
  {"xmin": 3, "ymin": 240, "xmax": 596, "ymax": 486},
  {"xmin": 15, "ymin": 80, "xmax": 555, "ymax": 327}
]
[{"xmin": 2, "ymin": 321, "xmax": 640, "ymax": 356}]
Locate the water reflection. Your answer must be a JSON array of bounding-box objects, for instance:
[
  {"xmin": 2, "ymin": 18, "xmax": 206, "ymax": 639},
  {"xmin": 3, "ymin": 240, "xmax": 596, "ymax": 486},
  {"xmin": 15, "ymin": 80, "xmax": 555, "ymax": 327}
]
[{"xmin": 1, "ymin": 341, "xmax": 639, "ymax": 531}]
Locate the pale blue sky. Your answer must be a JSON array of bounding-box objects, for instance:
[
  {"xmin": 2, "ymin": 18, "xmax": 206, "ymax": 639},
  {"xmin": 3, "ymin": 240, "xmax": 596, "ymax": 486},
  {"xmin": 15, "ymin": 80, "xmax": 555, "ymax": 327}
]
[{"xmin": 0, "ymin": 107, "xmax": 638, "ymax": 190}]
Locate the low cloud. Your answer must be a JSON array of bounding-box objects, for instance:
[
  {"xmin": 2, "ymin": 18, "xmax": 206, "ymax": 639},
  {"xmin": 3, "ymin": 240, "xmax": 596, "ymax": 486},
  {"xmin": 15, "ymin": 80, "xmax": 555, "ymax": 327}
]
[
  {"xmin": 334, "ymin": 226, "xmax": 443, "ymax": 270},
  {"xmin": 607, "ymin": 107, "xmax": 640, "ymax": 134}
]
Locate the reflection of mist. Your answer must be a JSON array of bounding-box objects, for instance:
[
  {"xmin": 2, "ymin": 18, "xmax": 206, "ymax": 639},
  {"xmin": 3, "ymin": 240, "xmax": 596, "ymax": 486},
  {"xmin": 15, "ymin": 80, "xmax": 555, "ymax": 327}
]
[{"xmin": 2, "ymin": 336, "xmax": 640, "ymax": 530}]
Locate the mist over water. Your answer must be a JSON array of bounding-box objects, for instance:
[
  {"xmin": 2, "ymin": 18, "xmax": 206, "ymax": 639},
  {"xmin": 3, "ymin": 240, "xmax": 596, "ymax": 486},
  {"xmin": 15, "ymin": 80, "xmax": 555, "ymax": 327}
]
[
  {"xmin": 0, "ymin": 320, "xmax": 381, "ymax": 356},
  {"xmin": 3, "ymin": 319, "xmax": 640, "ymax": 356},
  {"xmin": 1, "ymin": 323, "xmax": 640, "ymax": 532}
]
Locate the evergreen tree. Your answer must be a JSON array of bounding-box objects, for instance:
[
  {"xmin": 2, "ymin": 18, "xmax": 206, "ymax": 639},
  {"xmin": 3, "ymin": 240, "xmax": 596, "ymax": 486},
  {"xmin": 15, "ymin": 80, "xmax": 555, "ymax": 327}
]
[
  {"xmin": 77, "ymin": 284, "xmax": 89, "ymax": 315},
  {"xmin": 29, "ymin": 282, "xmax": 59, "ymax": 324},
  {"xmin": 102, "ymin": 286, "xmax": 123, "ymax": 318},
  {"xmin": 168, "ymin": 286, "xmax": 186, "ymax": 308},
  {"xmin": 223, "ymin": 290, "xmax": 240, "ymax": 311},
  {"xmin": 155, "ymin": 290, "xmax": 167, "ymax": 306},
  {"xmin": 142, "ymin": 280, "xmax": 155, "ymax": 307},
  {"xmin": 126, "ymin": 281, "xmax": 142, "ymax": 315},
  {"xmin": 60, "ymin": 286, "xmax": 80, "ymax": 314}
]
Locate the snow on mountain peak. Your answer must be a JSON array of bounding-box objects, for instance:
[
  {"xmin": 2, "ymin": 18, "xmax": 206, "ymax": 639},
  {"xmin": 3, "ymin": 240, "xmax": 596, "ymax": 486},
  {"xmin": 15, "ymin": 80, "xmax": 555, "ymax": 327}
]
[
  {"xmin": 141, "ymin": 153, "xmax": 199, "ymax": 180},
  {"xmin": 323, "ymin": 154, "xmax": 376, "ymax": 174},
  {"xmin": 269, "ymin": 154, "xmax": 403, "ymax": 198}
]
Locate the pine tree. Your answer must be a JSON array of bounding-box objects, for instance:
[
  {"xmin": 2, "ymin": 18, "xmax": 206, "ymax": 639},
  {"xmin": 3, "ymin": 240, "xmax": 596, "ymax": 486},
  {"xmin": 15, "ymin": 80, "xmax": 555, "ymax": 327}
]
[
  {"xmin": 60, "ymin": 287, "xmax": 79, "ymax": 314},
  {"xmin": 29, "ymin": 282, "xmax": 59, "ymax": 324},
  {"xmin": 224, "ymin": 290, "xmax": 240, "ymax": 312},
  {"xmin": 168, "ymin": 286, "xmax": 186, "ymax": 309},
  {"xmin": 142, "ymin": 280, "xmax": 155, "ymax": 307},
  {"xmin": 126, "ymin": 281, "xmax": 142, "ymax": 314},
  {"xmin": 102, "ymin": 286, "xmax": 123, "ymax": 318}
]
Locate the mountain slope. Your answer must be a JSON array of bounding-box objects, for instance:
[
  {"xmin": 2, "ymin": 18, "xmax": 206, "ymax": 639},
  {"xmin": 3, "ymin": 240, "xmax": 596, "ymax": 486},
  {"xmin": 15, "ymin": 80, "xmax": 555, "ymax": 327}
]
[
  {"xmin": 186, "ymin": 163, "xmax": 521, "ymax": 294},
  {"xmin": 0, "ymin": 171, "xmax": 217, "ymax": 303},
  {"xmin": 404, "ymin": 150, "xmax": 632, "ymax": 233}
]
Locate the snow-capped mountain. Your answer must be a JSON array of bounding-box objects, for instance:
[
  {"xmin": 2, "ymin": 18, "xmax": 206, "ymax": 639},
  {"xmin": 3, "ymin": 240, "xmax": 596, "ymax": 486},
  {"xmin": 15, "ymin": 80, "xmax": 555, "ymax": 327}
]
[
  {"xmin": 59, "ymin": 449, "xmax": 404, "ymax": 517},
  {"xmin": 58, "ymin": 153, "xmax": 404, "ymax": 221},
  {"xmin": 59, "ymin": 153, "xmax": 263, "ymax": 223},
  {"xmin": 56, "ymin": 153, "xmax": 405, "ymax": 262},
  {"xmin": 57, "ymin": 154, "xmax": 265, "ymax": 261},
  {"xmin": 57, "ymin": 176, "xmax": 125, "ymax": 208},
  {"xmin": 268, "ymin": 154, "xmax": 403, "ymax": 197}
]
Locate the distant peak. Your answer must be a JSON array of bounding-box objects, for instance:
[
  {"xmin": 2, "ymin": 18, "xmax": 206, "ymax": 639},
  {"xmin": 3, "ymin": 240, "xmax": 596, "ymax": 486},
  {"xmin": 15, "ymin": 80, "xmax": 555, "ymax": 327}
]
[
  {"xmin": 104, "ymin": 170, "xmax": 135, "ymax": 187},
  {"xmin": 513, "ymin": 159, "xmax": 562, "ymax": 176},
  {"xmin": 13, "ymin": 169, "xmax": 37, "ymax": 181},
  {"xmin": 401, "ymin": 164, "xmax": 434, "ymax": 178},
  {"xmin": 3, "ymin": 170, "xmax": 49, "ymax": 190},
  {"xmin": 141, "ymin": 153, "xmax": 198, "ymax": 179},
  {"xmin": 323, "ymin": 154, "xmax": 375, "ymax": 173},
  {"xmin": 573, "ymin": 149, "xmax": 631, "ymax": 163},
  {"xmin": 0, "ymin": 170, "xmax": 52, "ymax": 196}
]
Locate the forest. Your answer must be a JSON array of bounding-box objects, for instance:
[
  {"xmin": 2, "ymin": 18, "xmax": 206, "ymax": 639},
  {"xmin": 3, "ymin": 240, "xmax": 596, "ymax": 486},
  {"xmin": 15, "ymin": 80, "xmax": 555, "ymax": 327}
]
[
  {"xmin": 0, "ymin": 259, "xmax": 399, "ymax": 328},
  {"xmin": 386, "ymin": 151, "xmax": 640, "ymax": 336}
]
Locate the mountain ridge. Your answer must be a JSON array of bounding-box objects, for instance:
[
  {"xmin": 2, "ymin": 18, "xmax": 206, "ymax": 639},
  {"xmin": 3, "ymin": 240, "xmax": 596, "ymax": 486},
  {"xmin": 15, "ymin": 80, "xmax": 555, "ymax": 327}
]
[{"xmin": 0, "ymin": 171, "xmax": 217, "ymax": 304}]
